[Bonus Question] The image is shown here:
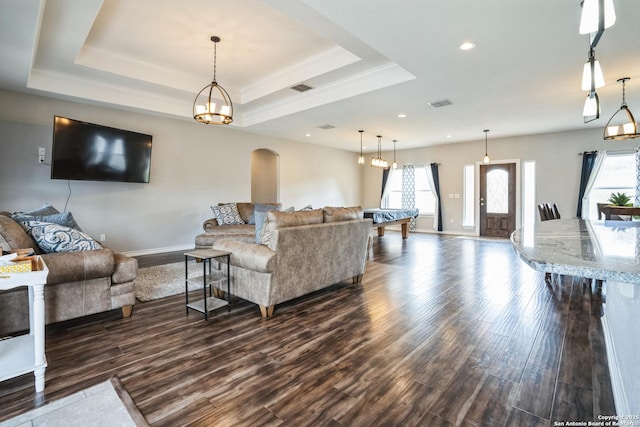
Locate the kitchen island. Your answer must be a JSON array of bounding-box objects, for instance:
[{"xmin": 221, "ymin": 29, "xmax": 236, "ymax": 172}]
[{"xmin": 511, "ymin": 219, "xmax": 640, "ymax": 416}]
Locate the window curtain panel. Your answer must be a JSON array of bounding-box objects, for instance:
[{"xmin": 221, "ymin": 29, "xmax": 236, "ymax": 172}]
[
  {"xmin": 576, "ymin": 150, "xmax": 598, "ymax": 218},
  {"xmin": 380, "ymin": 167, "xmax": 391, "ymax": 203},
  {"xmin": 429, "ymin": 163, "xmax": 443, "ymax": 231},
  {"xmin": 401, "ymin": 165, "xmax": 417, "ymax": 230},
  {"xmin": 580, "ymin": 150, "xmax": 607, "ymax": 219},
  {"xmin": 636, "ymin": 149, "xmax": 640, "ymax": 207}
]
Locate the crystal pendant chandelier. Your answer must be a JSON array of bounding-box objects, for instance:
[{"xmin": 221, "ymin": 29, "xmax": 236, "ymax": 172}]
[{"xmin": 193, "ymin": 36, "xmax": 233, "ymax": 125}]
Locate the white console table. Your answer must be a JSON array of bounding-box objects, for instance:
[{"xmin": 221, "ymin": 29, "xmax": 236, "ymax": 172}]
[{"xmin": 0, "ymin": 256, "xmax": 49, "ymax": 392}]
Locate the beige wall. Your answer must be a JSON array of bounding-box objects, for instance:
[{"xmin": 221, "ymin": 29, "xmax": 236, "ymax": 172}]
[
  {"xmin": 0, "ymin": 90, "xmax": 361, "ymax": 254},
  {"xmin": 361, "ymin": 127, "xmax": 639, "ymax": 234},
  {"xmin": 3, "ymin": 89, "xmax": 638, "ymax": 252}
]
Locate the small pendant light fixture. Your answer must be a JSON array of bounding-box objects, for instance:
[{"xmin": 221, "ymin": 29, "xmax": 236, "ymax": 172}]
[
  {"xmin": 582, "ymin": 47, "xmax": 603, "ymax": 123},
  {"xmin": 483, "ymin": 130, "xmax": 491, "ymax": 164},
  {"xmin": 193, "ymin": 36, "xmax": 233, "ymax": 125},
  {"xmin": 583, "ymin": 91, "xmax": 601, "ymax": 123},
  {"xmin": 604, "ymin": 77, "xmax": 640, "ymax": 140},
  {"xmin": 370, "ymin": 135, "xmax": 388, "ymax": 168},
  {"xmin": 579, "ymin": 0, "xmax": 616, "ymax": 36},
  {"xmin": 358, "ymin": 130, "xmax": 365, "ymax": 165},
  {"xmin": 581, "ymin": 49, "xmax": 605, "ymax": 91},
  {"xmin": 392, "ymin": 139, "xmax": 398, "ymax": 169}
]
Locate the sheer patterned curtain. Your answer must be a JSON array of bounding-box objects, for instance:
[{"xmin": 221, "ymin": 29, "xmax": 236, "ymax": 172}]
[
  {"xmin": 401, "ymin": 165, "xmax": 416, "ymax": 230},
  {"xmin": 580, "ymin": 150, "xmax": 607, "ymax": 219}
]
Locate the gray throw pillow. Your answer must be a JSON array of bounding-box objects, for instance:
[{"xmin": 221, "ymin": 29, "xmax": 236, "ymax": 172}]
[
  {"xmin": 248, "ymin": 203, "xmax": 281, "ymax": 225},
  {"xmin": 18, "ymin": 204, "xmax": 60, "ymax": 217},
  {"xmin": 253, "ymin": 204, "xmax": 280, "ymax": 244},
  {"xmin": 12, "ymin": 211, "xmax": 82, "ymax": 231}
]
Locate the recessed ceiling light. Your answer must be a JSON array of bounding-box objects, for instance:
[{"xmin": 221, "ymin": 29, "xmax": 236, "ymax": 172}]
[
  {"xmin": 305, "ymin": 133, "xmax": 311, "ymax": 137},
  {"xmin": 446, "ymin": 134, "xmax": 452, "ymax": 138},
  {"xmin": 397, "ymin": 113, "xmax": 407, "ymax": 118},
  {"xmin": 459, "ymin": 42, "xmax": 476, "ymax": 51}
]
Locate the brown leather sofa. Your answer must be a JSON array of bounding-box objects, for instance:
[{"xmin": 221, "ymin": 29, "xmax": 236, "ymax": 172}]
[{"xmin": 0, "ymin": 212, "xmax": 137, "ymax": 335}]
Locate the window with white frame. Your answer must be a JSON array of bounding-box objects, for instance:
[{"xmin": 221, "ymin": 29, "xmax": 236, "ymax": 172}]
[
  {"xmin": 382, "ymin": 166, "xmax": 435, "ymax": 214},
  {"xmin": 587, "ymin": 153, "xmax": 636, "ymax": 219},
  {"xmin": 463, "ymin": 164, "xmax": 475, "ymax": 227},
  {"xmin": 522, "ymin": 161, "xmax": 536, "ymax": 226}
]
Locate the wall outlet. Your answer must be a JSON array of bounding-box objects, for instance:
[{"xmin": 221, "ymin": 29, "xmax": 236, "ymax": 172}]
[
  {"xmin": 100, "ymin": 234, "xmax": 106, "ymax": 242},
  {"xmin": 38, "ymin": 147, "xmax": 46, "ymax": 163}
]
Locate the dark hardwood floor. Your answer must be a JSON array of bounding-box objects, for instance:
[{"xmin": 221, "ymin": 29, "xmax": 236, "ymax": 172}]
[{"xmin": 0, "ymin": 233, "xmax": 615, "ymax": 426}]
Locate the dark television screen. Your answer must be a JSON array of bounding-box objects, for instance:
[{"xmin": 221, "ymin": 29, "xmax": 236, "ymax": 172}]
[{"xmin": 51, "ymin": 116, "xmax": 152, "ymax": 183}]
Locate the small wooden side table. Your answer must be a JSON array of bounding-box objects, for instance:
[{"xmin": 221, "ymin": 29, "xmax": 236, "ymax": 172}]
[
  {"xmin": 184, "ymin": 249, "xmax": 231, "ymax": 320},
  {"xmin": 0, "ymin": 256, "xmax": 49, "ymax": 392}
]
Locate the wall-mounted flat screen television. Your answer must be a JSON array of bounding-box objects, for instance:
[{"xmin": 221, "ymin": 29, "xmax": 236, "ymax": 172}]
[{"xmin": 51, "ymin": 116, "xmax": 152, "ymax": 183}]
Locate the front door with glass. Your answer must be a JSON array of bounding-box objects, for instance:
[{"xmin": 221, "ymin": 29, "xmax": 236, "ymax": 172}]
[{"xmin": 479, "ymin": 163, "xmax": 516, "ymax": 238}]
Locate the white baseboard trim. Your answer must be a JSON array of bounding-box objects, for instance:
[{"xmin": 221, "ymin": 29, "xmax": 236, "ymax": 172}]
[
  {"xmin": 123, "ymin": 243, "xmax": 194, "ymax": 257},
  {"xmin": 601, "ymin": 314, "xmax": 626, "ymax": 415}
]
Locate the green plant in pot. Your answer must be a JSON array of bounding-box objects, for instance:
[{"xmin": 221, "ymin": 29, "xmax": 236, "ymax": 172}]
[{"xmin": 607, "ymin": 191, "xmax": 633, "ymax": 207}]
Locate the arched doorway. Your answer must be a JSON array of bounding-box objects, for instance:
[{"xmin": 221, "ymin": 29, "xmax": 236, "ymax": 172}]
[{"xmin": 251, "ymin": 149, "xmax": 279, "ymax": 203}]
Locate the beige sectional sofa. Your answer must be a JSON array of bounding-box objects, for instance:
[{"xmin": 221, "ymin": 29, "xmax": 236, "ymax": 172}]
[
  {"xmin": 0, "ymin": 211, "xmax": 137, "ymax": 335},
  {"xmin": 211, "ymin": 206, "xmax": 372, "ymax": 317},
  {"xmin": 195, "ymin": 202, "xmax": 281, "ymax": 249}
]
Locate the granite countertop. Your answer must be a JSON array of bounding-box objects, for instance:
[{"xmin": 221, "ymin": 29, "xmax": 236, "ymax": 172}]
[{"xmin": 511, "ymin": 218, "xmax": 640, "ymax": 285}]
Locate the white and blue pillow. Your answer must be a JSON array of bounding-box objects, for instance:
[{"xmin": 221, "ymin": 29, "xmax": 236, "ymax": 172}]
[
  {"xmin": 211, "ymin": 203, "xmax": 244, "ymax": 225},
  {"xmin": 19, "ymin": 221, "xmax": 102, "ymax": 253}
]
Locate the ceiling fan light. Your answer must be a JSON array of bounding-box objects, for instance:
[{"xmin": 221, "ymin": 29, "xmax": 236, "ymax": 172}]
[{"xmin": 579, "ymin": 0, "xmax": 616, "ymax": 35}]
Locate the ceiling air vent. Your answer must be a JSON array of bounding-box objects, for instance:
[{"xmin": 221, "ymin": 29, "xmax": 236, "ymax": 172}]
[
  {"xmin": 427, "ymin": 99, "xmax": 452, "ymax": 108},
  {"xmin": 291, "ymin": 84, "xmax": 314, "ymax": 92},
  {"xmin": 317, "ymin": 124, "xmax": 335, "ymax": 130}
]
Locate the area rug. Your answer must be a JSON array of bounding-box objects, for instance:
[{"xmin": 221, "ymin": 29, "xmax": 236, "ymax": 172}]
[
  {"xmin": 0, "ymin": 376, "xmax": 148, "ymax": 427},
  {"xmin": 135, "ymin": 261, "xmax": 208, "ymax": 302}
]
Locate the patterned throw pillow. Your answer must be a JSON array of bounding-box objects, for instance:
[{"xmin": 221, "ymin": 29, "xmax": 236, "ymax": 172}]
[
  {"xmin": 211, "ymin": 203, "xmax": 245, "ymax": 225},
  {"xmin": 19, "ymin": 221, "xmax": 102, "ymax": 253}
]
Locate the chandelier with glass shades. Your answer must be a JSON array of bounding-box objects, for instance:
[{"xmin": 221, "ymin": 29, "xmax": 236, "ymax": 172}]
[
  {"xmin": 604, "ymin": 77, "xmax": 640, "ymax": 140},
  {"xmin": 370, "ymin": 135, "xmax": 388, "ymax": 168},
  {"xmin": 193, "ymin": 36, "xmax": 233, "ymax": 125}
]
